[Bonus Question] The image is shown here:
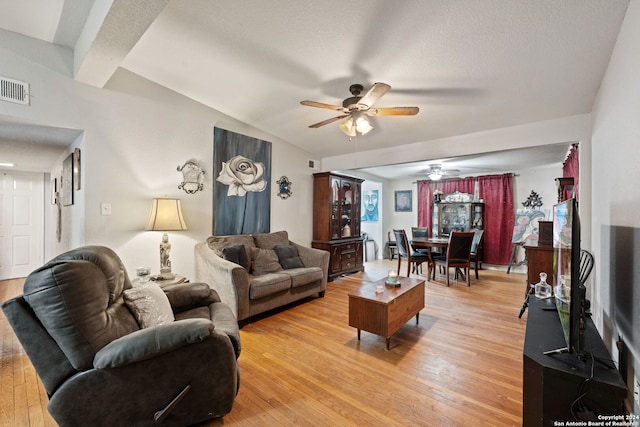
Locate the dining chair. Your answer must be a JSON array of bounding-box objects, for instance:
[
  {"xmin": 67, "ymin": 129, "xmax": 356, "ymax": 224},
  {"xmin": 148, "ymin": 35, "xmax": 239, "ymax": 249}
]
[
  {"xmin": 387, "ymin": 231, "xmax": 398, "ymax": 260},
  {"xmin": 469, "ymin": 229, "xmax": 485, "ymax": 279},
  {"xmin": 579, "ymin": 249, "xmax": 594, "ymax": 286},
  {"xmin": 410, "ymin": 227, "xmax": 431, "ymax": 255},
  {"xmin": 393, "ymin": 229, "xmax": 433, "ymax": 278},
  {"xmin": 432, "ymin": 231, "xmax": 475, "ymax": 286},
  {"xmin": 411, "ymin": 227, "xmax": 428, "ymax": 238}
]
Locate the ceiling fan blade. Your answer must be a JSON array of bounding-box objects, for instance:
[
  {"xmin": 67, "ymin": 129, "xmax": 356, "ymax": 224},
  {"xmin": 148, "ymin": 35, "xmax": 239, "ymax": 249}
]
[
  {"xmin": 357, "ymin": 82, "xmax": 391, "ymax": 108},
  {"xmin": 367, "ymin": 107, "xmax": 419, "ymax": 116},
  {"xmin": 308, "ymin": 115, "xmax": 349, "ymax": 128},
  {"xmin": 300, "ymin": 100, "xmax": 346, "ymax": 111}
]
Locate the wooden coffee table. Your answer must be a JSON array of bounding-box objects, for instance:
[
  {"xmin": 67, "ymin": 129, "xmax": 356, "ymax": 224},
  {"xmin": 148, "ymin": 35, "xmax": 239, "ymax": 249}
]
[{"xmin": 348, "ymin": 276, "xmax": 425, "ymax": 350}]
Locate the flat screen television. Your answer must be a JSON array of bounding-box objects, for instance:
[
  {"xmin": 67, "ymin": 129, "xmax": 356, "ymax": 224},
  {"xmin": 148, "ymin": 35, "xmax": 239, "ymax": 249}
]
[{"xmin": 546, "ymin": 198, "xmax": 585, "ymax": 355}]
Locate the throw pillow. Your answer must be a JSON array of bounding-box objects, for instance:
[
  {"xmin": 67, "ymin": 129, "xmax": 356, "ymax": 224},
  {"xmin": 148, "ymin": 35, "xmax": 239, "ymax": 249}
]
[
  {"xmin": 222, "ymin": 244, "xmax": 250, "ymax": 271},
  {"xmin": 250, "ymin": 247, "xmax": 283, "ymax": 275},
  {"xmin": 123, "ymin": 283, "xmax": 175, "ymax": 328},
  {"xmin": 252, "ymin": 230, "xmax": 289, "ymax": 249},
  {"xmin": 274, "ymin": 245, "xmax": 305, "ymax": 269},
  {"xmin": 206, "ymin": 234, "xmax": 254, "ymax": 257}
]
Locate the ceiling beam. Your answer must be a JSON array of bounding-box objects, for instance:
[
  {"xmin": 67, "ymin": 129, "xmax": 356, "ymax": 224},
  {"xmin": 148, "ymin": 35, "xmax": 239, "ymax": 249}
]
[{"xmin": 74, "ymin": 0, "xmax": 169, "ymax": 88}]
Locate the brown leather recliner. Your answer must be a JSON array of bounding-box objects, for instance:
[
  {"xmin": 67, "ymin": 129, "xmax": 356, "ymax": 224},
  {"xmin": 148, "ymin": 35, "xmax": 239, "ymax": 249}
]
[{"xmin": 2, "ymin": 246, "xmax": 241, "ymax": 427}]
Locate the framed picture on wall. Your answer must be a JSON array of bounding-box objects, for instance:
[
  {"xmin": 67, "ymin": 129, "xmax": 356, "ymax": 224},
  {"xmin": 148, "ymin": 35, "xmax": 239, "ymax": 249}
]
[
  {"xmin": 51, "ymin": 177, "xmax": 58, "ymax": 205},
  {"xmin": 73, "ymin": 148, "xmax": 81, "ymax": 190},
  {"xmin": 395, "ymin": 190, "xmax": 412, "ymax": 212},
  {"xmin": 62, "ymin": 152, "xmax": 74, "ymax": 206},
  {"xmin": 213, "ymin": 127, "xmax": 271, "ymax": 235}
]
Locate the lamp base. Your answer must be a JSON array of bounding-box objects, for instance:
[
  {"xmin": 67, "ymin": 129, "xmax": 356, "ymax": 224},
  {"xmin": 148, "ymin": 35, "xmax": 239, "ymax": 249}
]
[{"xmin": 160, "ymin": 268, "xmax": 175, "ymax": 280}]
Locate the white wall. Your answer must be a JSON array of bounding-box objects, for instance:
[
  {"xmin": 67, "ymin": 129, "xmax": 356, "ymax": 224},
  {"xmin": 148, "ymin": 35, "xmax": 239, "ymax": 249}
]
[
  {"xmin": 514, "ymin": 164, "xmax": 562, "ymax": 215},
  {"xmin": 384, "ymin": 178, "xmax": 419, "ymax": 243},
  {"xmin": 0, "ymin": 40, "xmax": 318, "ymax": 279},
  {"xmin": 591, "ymin": 0, "xmax": 640, "ymax": 409}
]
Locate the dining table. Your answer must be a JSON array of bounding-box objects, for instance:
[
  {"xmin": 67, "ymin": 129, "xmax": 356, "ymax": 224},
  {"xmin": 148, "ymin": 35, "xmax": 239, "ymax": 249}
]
[
  {"xmin": 410, "ymin": 236, "xmax": 449, "ymax": 251},
  {"xmin": 410, "ymin": 236, "xmax": 455, "ymax": 280}
]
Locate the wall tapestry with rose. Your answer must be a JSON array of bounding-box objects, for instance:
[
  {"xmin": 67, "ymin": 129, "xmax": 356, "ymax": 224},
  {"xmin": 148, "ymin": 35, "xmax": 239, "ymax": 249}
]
[{"xmin": 213, "ymin": 128, "xmax": 271, "ymax": 235}]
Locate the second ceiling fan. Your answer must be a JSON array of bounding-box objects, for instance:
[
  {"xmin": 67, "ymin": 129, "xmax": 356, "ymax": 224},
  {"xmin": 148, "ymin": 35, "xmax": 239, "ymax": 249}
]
[
  {"xmin": 422, "ymin": 164, "xmax": 460, "ymax": 181},
  {"xmin": 300, "ymin": 82, "xmax": 419, "ymax": 136}
]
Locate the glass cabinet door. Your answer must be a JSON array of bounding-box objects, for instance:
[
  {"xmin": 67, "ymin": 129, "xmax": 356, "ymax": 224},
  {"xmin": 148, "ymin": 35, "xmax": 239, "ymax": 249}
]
[
  {"xmin": 340, "ymin": 181, "xmax": 353, "ymax": 237},
  {"xmin": 330, "ymin": 178, "xmax": 340, "ymax": 239},
  {"xmin": 351, "ymin": 183, "xmax": 361, "ymax": 237},
  {"xmin": 472, "ymin": 203, "xmax": 483, "ymax": 229},
  {"xmin": 432, "ymin": 203, "xmax": 440, "ymax": 237},
  {"xmin": 433, "ymin": 202, "xmax": 484, "ymax": 237}
]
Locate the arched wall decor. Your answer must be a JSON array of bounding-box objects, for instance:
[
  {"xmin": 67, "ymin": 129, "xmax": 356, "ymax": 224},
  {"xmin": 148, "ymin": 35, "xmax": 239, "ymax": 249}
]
[
  {"xmin": 276, "ymin": 176, "xmax": 293, "ymax": 199},
  {"xmin": 177, "ymin": 161, "xmax": 205, "ymax": 194}
]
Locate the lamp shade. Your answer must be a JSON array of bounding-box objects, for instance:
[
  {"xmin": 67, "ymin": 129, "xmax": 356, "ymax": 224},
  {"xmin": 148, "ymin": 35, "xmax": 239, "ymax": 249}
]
[{"xmin": 145, "ymin": 198, "xmax": 188, "ymax": 231}]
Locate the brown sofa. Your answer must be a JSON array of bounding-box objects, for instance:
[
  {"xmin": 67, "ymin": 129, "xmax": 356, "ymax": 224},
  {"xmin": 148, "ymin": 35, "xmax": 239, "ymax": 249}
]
[{"xmin": 195, "ymin": 230, "xmax": 329, "ymax": 322}]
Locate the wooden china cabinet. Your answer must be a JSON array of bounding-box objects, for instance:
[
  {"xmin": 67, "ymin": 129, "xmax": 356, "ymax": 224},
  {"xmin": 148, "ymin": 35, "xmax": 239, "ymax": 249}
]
[{"xmin": 312, "ymin": 172, "xmax": 365, "ymax": 281}]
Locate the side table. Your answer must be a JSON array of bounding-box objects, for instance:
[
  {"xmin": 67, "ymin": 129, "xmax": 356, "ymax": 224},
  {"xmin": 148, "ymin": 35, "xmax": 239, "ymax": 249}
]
[{"xmin": 132, "ymin": 275, "xmax": 189, "ymax": 286}]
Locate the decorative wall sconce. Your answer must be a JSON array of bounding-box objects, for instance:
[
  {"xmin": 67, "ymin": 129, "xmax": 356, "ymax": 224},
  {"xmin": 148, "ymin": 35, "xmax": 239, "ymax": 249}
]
[
  {"xmin": 276, "ymin": 176, "xmax": 293, "ymax": 199},
  {"xmin": 522, "ymin": 190, "xmax": 543, "ymax": 208},
  {"xmin": 177, "ymin": 161, "xmax": 205, "ymax": 194}
]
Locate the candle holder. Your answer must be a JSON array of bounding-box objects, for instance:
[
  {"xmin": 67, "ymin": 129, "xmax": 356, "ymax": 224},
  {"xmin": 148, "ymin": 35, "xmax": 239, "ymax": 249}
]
[{"xmin": 386, "ymin": 270, "xmax": 401, "ymax": 287}]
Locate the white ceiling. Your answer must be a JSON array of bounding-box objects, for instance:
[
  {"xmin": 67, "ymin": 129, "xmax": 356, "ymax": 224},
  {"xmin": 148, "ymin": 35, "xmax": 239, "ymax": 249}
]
[{"xmin": 0, "ymin": 0, "xmax": 630, "ymax": 177}]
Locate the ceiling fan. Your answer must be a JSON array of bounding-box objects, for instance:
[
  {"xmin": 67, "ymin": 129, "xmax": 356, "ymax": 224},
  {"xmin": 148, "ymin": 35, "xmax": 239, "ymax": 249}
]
[
  {"xmin": 300, "ymin": 82, "xmax": 419, "ymax": 136},
  {"xmin": 421, "ymin": 164, "xmax": 460, "ymax": 181}
]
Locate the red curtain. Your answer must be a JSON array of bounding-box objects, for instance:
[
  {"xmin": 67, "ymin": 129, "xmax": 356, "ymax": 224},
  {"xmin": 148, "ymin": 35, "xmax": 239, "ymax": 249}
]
[
  {"xmin": 562, "ymin": 143, "xmax": 579, "ymax": 200},
  {"xmin": 417, "ymin": 174, "xmax": 514, "ymax": 265}
]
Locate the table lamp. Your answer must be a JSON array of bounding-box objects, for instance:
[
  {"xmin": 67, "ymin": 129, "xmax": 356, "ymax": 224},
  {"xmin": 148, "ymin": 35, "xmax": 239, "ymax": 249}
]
[{"xmin": 145, "ymin": 198, "xmax": 187, "ymax": 279}]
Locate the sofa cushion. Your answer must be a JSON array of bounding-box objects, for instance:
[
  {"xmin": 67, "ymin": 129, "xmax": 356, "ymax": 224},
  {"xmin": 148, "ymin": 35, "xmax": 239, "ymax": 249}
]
[
  {"xmin": 250, "ymin": 247, "xmax": 283, "ymax": 275},
  {"xmin": 249, "ymin": 273, "xmax": 291, "ymax": 299},
  {"xmin": 274, "ymin": 245, "xmax": 305, "ymax": 269},
  {"xmin": 207, "ymin": 234, "xmax": 254, "ymax": 260},
  {"xmin": 123, "ymin": 283, "xmax": 175, "ymax": 328},
  {"xmin": 222, "ymin": 244, "xmax": 250, "ymax": 271},
  {"xmin": 252, "ymin": 230, "xmax": 289, "ymax": 249},
  {"xmin": 283, "ymin": 267, "xmax": 324, "ymax": 288}
]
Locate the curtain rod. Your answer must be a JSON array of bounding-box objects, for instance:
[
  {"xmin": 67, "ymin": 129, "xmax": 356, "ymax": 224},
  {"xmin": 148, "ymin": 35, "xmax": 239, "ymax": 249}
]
[{"xmin": 411, "ymin": 172, "xmax": 518, "ymax": 184}]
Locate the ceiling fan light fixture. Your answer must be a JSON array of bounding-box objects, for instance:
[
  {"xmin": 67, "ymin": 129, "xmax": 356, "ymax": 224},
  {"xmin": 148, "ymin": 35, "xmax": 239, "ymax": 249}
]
[
  {"xmin": 339, "ymin": 114, "xmax": 372, "ymax": 136},
  {"xmin": 355, "ymin": 116, "xmax": 372, "ymax": 135},
  {"xmin": 339, "ymin": 117, "xmax": 356, "ymax": 136},
  {"xmin": 428, "ymin": 171, "xmax": 443, "ymax": 181},
  {"xmin": 301, "ymin": 82, "xmax": 418, "ymax": 134}
]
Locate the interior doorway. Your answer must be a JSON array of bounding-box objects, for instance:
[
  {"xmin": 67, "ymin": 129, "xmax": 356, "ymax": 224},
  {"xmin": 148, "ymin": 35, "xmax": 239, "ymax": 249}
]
[{"xmin": 0, "ymin": 171, "xmax": 44, "ymax": 280}]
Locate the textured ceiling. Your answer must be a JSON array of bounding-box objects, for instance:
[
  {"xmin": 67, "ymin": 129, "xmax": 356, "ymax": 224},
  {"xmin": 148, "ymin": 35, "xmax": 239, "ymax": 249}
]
[{"xmin": 0, "ymin": 0, "xmax": 630, "ymax": 176}]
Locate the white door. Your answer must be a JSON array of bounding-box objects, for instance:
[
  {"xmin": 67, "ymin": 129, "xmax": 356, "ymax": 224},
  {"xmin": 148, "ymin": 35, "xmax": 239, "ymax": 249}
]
[{"xmin": 0, "ymin": 171, "xmax": 44, "ymax": 280}]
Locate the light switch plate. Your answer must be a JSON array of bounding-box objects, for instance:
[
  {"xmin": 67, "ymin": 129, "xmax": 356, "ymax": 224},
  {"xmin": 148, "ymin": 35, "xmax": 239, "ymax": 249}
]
[{"xmin": 101, "ymin": 203, "xmax": 112, "ymax": 216}]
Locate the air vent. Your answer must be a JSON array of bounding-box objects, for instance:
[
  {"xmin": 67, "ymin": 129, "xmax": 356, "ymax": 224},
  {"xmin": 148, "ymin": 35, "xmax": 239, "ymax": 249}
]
[
  {"xmin": 1, "ymin": 76, "xmax": 29, "ymax": 105},
  {"xmin": 308, "ymin": 159, "xmax": 319, "ymax": 170}
]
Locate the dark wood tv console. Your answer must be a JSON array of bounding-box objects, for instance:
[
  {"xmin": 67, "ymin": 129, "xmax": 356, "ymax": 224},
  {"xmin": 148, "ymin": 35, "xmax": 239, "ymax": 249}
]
[{"xmin": 523, "ymin": 297, "xmax": 627, "ymax": 426}]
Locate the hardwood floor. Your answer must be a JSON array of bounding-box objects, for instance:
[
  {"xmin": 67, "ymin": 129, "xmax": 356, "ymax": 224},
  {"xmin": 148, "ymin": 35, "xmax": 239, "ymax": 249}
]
[{"xmin": 0, "ymin": 260, "xmax": 529, "ymax": 426}]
